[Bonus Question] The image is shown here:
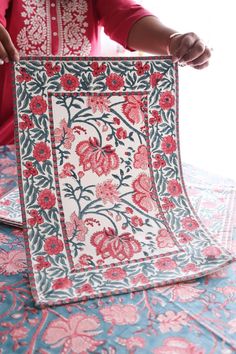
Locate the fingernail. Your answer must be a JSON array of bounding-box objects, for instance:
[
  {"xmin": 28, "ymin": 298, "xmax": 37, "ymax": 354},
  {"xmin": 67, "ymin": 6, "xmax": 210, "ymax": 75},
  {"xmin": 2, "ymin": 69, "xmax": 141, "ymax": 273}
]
[
  {"xmin": 14, "ymin": 54, "xmax": 20, "ymax": 62},
  {"xmin": 0, "ymin": 59, "xmax": 4, "ymax": 65}
]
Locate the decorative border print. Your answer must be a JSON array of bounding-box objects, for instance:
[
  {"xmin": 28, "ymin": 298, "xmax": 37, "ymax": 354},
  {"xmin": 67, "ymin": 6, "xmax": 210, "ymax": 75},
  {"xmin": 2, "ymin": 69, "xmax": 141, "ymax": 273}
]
[
  {"xmin": 13, "ymin": 57, "xmax": 233, "ymax": 307},
  {"xmin": 0, "ymin": 187, "xmax": 22, "ymax": 227}
]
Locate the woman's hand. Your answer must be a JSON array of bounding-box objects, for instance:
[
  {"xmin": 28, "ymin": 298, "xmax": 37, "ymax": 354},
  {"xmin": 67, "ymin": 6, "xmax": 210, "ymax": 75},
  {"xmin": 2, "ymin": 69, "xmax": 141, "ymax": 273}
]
[
  {"xmin": 0, "ymin": 24, "xmax": 19, "ymax": 64},
  {"xmin": 169, "ymin": 32, "xmax": 211, "ymax": 69}
]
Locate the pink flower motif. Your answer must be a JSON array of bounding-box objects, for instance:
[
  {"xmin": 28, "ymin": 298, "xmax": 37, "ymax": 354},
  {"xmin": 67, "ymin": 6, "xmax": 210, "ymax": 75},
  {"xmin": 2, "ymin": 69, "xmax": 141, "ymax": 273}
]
[
  {"xmin": 116, "ymin": 127, "xmax": 127, "ymax": 139},
  {"xmin": 10, "ymin": 327, "xmax": 29, "ymax": 341},
  {"xmin": 30, "ymin": 96, "xmax": 47, "ymax": 115},
  {"xmin": 181, "ymin": 216, "xmax": 199, "ymax": 231},
  {"xmin": 60, "ymin": 74, "xmax": 79, "ymax": 91},
  {"xmin": 153, "ymin": 337, "xmax": 204, "ymax": 354},
  {"xmin": 159, "ymin": 91, "xmax": 175, "ymax": 110},
  {"xmin": 131, "ymin": 273, "xmax": 149, "ymax": 285},
  {"xmin": 96, "ymin": 179, "xmax": 120, "ymax": 204},
  {"xmin": 87, "ymin": 95, "xmax": 110, "ymax": 113},
  {"xmin": 154, "ymin": 257, "xmax": 177, "ymax": 271},
  {"xmin": 76, "ymin": 137, "xmax": 119, "ymax": 176},
  {"xmin": 133, "ymin": 145, "xmax": 148, "ymax": 169},
  {"xmin": 52, "ymin": 277, "xmax": 73, "ymax": 290},
  {"xmin": 182, "ymin": 263, "xmax": 199, "ymax": 273},
  {"xmin": 202, "ymin": 246, "xmax": 222, "ymax": 258},
  {"xmin": 150, "ymin": 72, "xmax": 163, "ymax": 88},
  {"xmin": 132, "ymin": 173, "xmax": 157, "ymax": 212},
  {"xmin": 78, "ymin": 254, "xmax": 93, "ymax": 267},
  {"xmin": 156, "ymin": 229, "xmax": 175, "ymax": 248},
  {"xmin": 168, "ymin": 282, "xmax": 204, "ymax": 302},
  {"xmin": 76, "ymin": 283, "xmax": 94, "ymax": 295},
  {"xmin": 161, "ymin": 135, "xmax": 177, "ymax": 154},
  {"xmin": 178, "ymin": 232, "xmax": 192, "ymax": 244},
  {"xmin": 43, "ymin": 314, "xmax": 104, "ymax": 353},
  {"xmin": 157, "ymin": 311, "xmax": 188, "ymax": 333},
  {"xmin": 167, "ymin": 179, "xmax": 182, "ymax": 197},
  {"xmin": 33, "ymin": 142, "xmax": 51, "ymax": 162},
  {"xmin": 162, "ymin": 197, "xmax": 175, "ymax": 211},
  {"xmin": 54, "ymin": 119, "xmax": 75, "ymax": 150},
  {"xmin": 91, "ymin": 227, "xmax": 141, "ymax": 261},
  {"xmin": 131, "ymin": 215, "xmax": 143, "ymax": 227},
  {"xmin": 0, "ymin": 250, "xmax": 26, "ymax": 275},
  {"xmin": 106, "ymin": 73, "xmax": 124, "ymax": 90},
  {"xmin": 103, "ymin": 267, "xmax": 127, "ymax": 281},
  {"xmin": 66, "ymin": 212, "xmax": 88, "ymax": 242},
  {"xmin": 153, "ymin": 154, "xmax": 166, "ymax": 169},
  {"xmin": 216, "ymin": 286, "xmax": 236, "ymax": 296},
  {"xmin": 59, "ymin": 163, "xmax": 75, "ymax": 178},
  {"xmin": 122, "ymin": 95, "xmax": 145, "ymax": 125},
  {"xmin": 100, "ymin": 304, "xmax": 139, "ymax": 325},
  {"xmin": 116, "ymin": 336, "xmax": 145, "ymax": 350}
]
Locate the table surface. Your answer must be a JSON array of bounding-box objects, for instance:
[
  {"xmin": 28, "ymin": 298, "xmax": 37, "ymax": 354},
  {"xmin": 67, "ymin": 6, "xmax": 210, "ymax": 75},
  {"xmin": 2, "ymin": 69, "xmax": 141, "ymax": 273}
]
[{"xmin": 0, "ymin": 145, "xmax": 236, "ymax": 354}]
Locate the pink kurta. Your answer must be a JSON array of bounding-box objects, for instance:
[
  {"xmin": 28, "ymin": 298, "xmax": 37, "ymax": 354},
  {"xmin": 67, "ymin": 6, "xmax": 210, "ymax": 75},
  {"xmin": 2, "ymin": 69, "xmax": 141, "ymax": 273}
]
[{"xmin": 0, "ymin": 0, "xmax": 151, "ymax": 145}]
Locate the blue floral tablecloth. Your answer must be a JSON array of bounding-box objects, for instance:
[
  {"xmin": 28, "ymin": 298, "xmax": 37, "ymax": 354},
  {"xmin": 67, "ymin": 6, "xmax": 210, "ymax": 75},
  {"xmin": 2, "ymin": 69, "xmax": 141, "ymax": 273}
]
[{"xmin": 0, "ymin": 145, "xmax": 236, "ymax": 354}]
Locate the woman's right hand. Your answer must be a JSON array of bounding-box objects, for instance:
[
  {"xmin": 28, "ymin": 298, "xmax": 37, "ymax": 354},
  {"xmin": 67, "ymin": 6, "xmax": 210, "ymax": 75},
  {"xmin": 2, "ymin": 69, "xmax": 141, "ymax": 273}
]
[{"xmin": 0, "ymin": 23, "xmax": 19, "ymax": 64}]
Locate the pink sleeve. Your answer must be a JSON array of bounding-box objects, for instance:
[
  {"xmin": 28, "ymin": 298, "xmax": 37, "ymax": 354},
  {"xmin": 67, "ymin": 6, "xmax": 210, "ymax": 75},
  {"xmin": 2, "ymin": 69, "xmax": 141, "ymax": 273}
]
[
  {"xmin": 95, "ymin": 0, "xmax": 153, "ymax": 49},
  {"xmin": 0, "ymin": 0, "xmax": 11, "ymax": 27}
]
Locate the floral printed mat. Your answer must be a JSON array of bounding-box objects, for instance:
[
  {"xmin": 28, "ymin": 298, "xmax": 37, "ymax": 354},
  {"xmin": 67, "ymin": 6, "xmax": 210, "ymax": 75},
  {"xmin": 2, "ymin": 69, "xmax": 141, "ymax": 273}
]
[
  {"xmin": 12, "ymin": 57, "xmax": 234, "ymax": 307},
  {"xmin": 0, "ymin": 187, "xmax": 22, "ymax": 227}
]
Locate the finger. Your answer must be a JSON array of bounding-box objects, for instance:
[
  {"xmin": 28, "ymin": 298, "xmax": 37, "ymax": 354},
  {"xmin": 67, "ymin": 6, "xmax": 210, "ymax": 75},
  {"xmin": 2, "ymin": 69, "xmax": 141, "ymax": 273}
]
[
  {"xmin": 0, "ymin": 25, "xmax": 19, "ymax": 61},
  {"xmin": 191, "ymin": 61, "xmax": 210, "ymax": 70},
  {"xmin": 0, "ymin": 42, "xmax": 9, "ymax": 64},
  {"xmin": 181, "ymin": 39, "xmax": 206, "ymax": 63},
  {"xmin": 173, "ymin": 32, "xmax": 198, "ymax": 61},
  {"xmin": 187, "ymin": 47, "xmax": 211, "ymax": 67}
]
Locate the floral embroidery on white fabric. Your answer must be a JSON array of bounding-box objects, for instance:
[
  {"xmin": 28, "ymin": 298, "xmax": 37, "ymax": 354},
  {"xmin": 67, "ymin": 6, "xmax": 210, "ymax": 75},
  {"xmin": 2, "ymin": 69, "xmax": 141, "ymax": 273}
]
[{"xmin": 17, "ymin": 0, "xmax": 91, "ymax": 56}]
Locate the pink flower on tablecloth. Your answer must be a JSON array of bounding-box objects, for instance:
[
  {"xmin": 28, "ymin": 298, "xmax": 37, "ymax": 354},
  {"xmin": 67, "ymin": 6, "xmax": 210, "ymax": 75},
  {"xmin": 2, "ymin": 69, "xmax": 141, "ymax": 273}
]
[
  {"xmin": 202, "ymin": 246, "xmax": 222, "ymax": 258},
  {"xmin": 59, "ymin": 163, "xmax": 75, "ymax": 178},
  {"xmin": 154, "ymin": 257, "xmax": 177, "ymax": 271},
  {"xmin": 104, "ymin": 267, "xmax": 127, "ymax": 281},
  {"xmin": 60, "ymin": 74, "xmax": 79, "ymax": 91},
  {"xmin": 182, "ymin": 263, "xmax": 199, "ymax": 273},
  {"xmin": 159, "ymin": 91, "xmax": 175, "ymax": 110},
  {"xmin": 78, "ymin": 254, "xmax": 93, "ymax": 266},
  {"xmin": 76, "ymin": 137, "xmax": 119, "ymax": 176},
  {"xmin": 66, "ymin": 212, "xmax": 88, "ymax": 242},
  {"xmin": 161, "ymin": 135, "xmax": 177, "ymax": 154},
  {"xmin": 178, "ymin": 232, "xmax": 192, "ymax": 244},
  {"xmin": 76, "ymin": 283, "xmax": 94, "ymax": 295},
  {"xmin": 91, "ymin": 227, "xmax": 141, "ymax": 261},
  {"xmin": 38, "ymin": 189, "xmax": 56, "ymax": 209},
  {"xmin": 10, "ymin": 327, "xmax": 29, "ymax": 341},
  {"xmin": 91, "ymin": 62, "xmax": 106, "ymax": 76},
  {"xmin": 167, "ymin": 282, "xmax": 204, "ymax": 302},
  {"xmin": 149, "ymin": 110, "xmax": 162, "ymax": 125},
  {"xmin": 153, "ymin": 154, "xmax": 166, "ymax": 169},
  {"xmin": 96, "ymin": 179, "xmax": 120, "ymax": 204},
  {"xmin": 54, "ymin": 118, "xmax": 75, "ymax": 150},
  {"xmin": 117, "ymin": 336, "xmax": 146, "ymax": 350},
  {"xmin": 35, "ymin": 256, "xmax": 51, "ymax": 270},
  {"xmin": 33, "ymin": 142, "xmax": 51, "ymax": 162},
  {"xmin": 132, "ymin": 173, "xmax": 157, "ymax": 212},
  {"xmin": 131, "ymin": 273, "xmax": 149, "ymax": 285},
  {"xmin": 133, "ymin": 145, "xmax": 148, "ymax": 169},
  {"xmin": 150, "ymin": 72, "xmax": 163, "ymax": 88},
  {"xmin": 131, "ymin": 215, "xmax": 143, "ymax": 227},
  {"xmin": 157, "ymin": 310, "xmax": 188, "ymax": 333},
  {"xmin": 30, "ymin": 96, "xmax": 47, "ymax": 115},
  {"xmin": 181, "ymin": 216, "xmax": 199, "ymax": 231},
  {"xmin": 106, "ymin": 73, "xmax": 124, "ymax": 90},
  {"xmin": 44, "ymin": 236, "xmax": 64, "ymax": 255},
  {"xmin": 0, "ymin": 250, "xmax": 26, "ymax": 274},
  {"xmin": 87, "ymin": 95, "xmax": 110, "ymax": 113},
  {"xmin": 162, "ymin": 197, "xmax": 175, "ymax": 211},
  {"xmin": 156, "ymin": 229, "xmax": 175, "ymax": 248},
  {"xmin": 153, "ymin": 337, "xmax": 204, "ymax": 354},
  {"xmin": 167, "ymin": 179, "xmax": 182, "ymax": 197},
  {"xmin": 43, "ymin": 314, "xmax": 104, "ymax": 353},
  {"xmin": 52, "ymin": 277, "xmax": 73, "ymax": 290},
  {"xmin": 122, "ymin": 95, "xmax": 145, "ymax": 125},
  {"xmin": 100, "ymin": 304, "xmax": 139, "ymax": 325},
  {"xmin": 116, "ymin": 127, "xmax": 127, "ymax": 139}
]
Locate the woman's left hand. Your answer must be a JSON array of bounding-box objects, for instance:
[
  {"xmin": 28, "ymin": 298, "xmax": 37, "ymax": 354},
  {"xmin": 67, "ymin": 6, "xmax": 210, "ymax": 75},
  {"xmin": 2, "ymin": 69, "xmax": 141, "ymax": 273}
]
[{"xmin": 169, "ymin": 32, "xmax": 211, "ymax": 69}]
